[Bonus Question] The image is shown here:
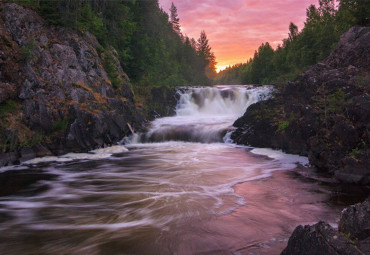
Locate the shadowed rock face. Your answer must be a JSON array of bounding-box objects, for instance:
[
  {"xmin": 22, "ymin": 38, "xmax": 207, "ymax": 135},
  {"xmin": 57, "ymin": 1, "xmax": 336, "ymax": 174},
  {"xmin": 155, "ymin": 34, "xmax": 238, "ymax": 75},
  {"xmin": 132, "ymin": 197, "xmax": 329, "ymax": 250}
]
[
  {"xmin": 339, "ymin": 199, "xmax": 370, "ymax": 254},
  {"xmin": 281, "ymin": 198, "xmax": 370, "ymax": 255},
  {"xmin": 232, "ymin": 26, "xmax": 370, "ymax": 184},
  {"xmin": 0, "ymin": 3, "xmax": 145, "ymax": 166}
]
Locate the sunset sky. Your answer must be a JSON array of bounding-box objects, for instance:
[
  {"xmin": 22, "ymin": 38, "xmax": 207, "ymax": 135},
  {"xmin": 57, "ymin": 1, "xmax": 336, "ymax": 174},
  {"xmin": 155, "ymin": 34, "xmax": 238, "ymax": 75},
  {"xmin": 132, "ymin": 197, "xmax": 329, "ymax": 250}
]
[{"xmin": 159, "ymin": 0, "xmax": 318, "ymax": 72}]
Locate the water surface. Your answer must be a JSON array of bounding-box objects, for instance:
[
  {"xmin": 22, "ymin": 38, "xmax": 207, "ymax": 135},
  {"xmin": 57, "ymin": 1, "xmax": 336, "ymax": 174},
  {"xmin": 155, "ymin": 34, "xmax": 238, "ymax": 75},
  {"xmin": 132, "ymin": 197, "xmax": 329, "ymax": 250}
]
[{"xmin": 0, "ymin": 86, "xmax": 363, "ymax": 254}]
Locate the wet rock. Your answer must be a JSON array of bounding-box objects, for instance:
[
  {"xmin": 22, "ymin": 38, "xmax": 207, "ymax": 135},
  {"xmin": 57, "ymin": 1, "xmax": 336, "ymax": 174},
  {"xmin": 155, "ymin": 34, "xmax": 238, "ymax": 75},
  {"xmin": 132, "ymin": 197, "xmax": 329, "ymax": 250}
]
[
  {"xmin": 19, "ymin": 146, "xmax": 36, "ymax": 162},
  {"xmin": 281, "ymin": 222, "xmax": 363, "ymax": 255},
  {"xmin": 339, "ymin": 198, "xmax": 370, "ymax": 253},
  {"xmin": 282, "ymin": 199, "xmax": 370, "ymax": 255},
  {"xmin": 0, "ymin": 152, "xmax": 19, "ymax": 166}
]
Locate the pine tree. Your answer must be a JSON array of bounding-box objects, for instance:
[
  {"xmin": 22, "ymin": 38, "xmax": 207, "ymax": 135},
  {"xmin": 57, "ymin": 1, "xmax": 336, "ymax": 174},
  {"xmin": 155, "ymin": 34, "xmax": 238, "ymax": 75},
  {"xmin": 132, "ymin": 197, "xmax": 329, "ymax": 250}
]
[
  {"xmin": 170, "ymin": 2, "xmax": 181, "ymax": 35},
  {"xmin": 288, "ymin": 22, "xmax": 298, "ymax": 41}
]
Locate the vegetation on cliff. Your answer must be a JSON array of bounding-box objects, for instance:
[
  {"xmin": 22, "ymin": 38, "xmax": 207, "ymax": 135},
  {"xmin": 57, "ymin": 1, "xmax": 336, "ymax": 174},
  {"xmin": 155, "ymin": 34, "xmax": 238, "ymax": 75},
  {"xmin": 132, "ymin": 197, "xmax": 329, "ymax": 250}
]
[
  {"xmin": 0, "ymin": 1, "xmax": 219, "ymax": 164},
  {"xmin": 9, "ymin": 0, "xmax": 216, "ymax": 89},
  {"xmin": 216, "ymin": 0, "xmax": 370, "ymax": 85}
]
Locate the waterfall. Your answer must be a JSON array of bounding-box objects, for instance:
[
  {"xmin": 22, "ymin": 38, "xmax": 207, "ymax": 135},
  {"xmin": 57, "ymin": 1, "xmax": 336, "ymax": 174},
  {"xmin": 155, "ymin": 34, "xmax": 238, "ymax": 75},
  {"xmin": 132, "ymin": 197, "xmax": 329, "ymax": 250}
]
[{"xmin": 131, "ymin": 85, "xmax": 273, "ymax": 144}]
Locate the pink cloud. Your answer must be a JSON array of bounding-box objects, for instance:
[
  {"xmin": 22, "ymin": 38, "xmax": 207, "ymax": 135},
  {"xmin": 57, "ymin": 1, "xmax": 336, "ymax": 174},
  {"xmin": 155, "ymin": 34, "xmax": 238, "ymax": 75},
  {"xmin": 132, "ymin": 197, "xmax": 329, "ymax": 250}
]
[{"xmin": 159, "ymin": 0, "xmax": 318, "ymax": 70}]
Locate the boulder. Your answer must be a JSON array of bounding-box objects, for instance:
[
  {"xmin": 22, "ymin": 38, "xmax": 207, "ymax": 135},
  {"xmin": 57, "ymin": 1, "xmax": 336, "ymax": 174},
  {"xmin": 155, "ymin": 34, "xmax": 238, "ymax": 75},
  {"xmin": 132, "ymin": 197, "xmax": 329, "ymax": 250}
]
[
  {"xmin": 281, "ymin": 222, "xmax": 363, "ymax": 255},
  {"xmin": 281, "ymin": 199, "xmax": 370, "ymax": 255},
  {"xmin": 339, "ymin": 198, "xmax": 370, "ymax": 253}
]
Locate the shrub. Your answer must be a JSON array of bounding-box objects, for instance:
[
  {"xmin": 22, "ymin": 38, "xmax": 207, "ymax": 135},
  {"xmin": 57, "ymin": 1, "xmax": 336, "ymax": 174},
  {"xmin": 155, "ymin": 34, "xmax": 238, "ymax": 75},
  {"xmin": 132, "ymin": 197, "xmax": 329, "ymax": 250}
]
[{"xmin": 278, "ymin": 121, "xmax": 289, "ymax": 131}]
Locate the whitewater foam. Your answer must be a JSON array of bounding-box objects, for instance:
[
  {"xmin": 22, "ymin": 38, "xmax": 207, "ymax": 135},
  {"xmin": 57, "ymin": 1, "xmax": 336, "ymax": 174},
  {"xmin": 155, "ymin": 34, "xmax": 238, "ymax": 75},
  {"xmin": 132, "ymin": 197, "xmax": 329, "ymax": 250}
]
[{"xmin": 23, "ymin": 145, "xmax": 129, "ymax": 165}]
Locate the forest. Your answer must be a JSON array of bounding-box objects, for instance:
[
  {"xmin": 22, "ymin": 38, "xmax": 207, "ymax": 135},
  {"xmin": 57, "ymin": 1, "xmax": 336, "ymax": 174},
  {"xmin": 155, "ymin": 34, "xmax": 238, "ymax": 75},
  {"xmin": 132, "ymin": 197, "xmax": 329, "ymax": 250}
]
[
  {"xmin": 8, "ymin": 0, "xmax": 217, "ymax": 99},
  {"xmin": 215, "ymin": 0, "xmax": 370, "ymax": 85},
  {"xmin": 7, "ymin": 0, "xmax": 369, "ymax": 88}
]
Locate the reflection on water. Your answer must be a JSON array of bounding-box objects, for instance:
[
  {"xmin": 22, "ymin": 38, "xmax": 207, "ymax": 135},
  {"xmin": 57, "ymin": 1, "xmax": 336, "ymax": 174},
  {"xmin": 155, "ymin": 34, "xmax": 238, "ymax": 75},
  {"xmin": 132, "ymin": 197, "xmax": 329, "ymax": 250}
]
[
  {"xmin": 0, "ymin": 86, "xmax": 366, "ymax": 254},
  {"xmin": 0, "ymin": 142, "xmax": 359, "ymax": 255}
]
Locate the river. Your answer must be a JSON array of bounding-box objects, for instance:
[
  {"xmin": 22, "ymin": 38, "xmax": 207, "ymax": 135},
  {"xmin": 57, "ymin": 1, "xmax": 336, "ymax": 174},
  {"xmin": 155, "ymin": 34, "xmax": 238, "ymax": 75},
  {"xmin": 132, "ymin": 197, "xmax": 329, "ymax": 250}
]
[{"xmin": 0, "ymin": 86, "xmax": 365, "ymax": 254}]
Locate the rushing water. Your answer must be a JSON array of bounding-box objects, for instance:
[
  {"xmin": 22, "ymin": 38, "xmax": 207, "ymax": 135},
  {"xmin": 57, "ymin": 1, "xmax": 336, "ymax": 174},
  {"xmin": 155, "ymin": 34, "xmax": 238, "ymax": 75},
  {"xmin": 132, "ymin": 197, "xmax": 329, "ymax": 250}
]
[{"xmin": 0, "ymin": 86, "xmax": 365, "ymax": 255}]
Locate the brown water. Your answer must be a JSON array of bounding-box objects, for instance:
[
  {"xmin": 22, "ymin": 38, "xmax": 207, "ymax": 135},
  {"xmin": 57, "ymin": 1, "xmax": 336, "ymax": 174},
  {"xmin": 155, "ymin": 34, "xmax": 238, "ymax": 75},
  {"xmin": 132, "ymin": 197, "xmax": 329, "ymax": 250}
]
[{"xmin": 0, "ymin": 86, "xmax": 366, "ymax": 254}]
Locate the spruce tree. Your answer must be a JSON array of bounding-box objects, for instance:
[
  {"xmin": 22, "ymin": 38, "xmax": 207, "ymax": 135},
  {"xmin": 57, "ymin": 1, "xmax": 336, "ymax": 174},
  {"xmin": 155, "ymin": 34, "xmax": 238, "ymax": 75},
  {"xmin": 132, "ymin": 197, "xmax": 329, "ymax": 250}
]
[
  {"xmin": 197, "ymin": 30, "xmax": 217, "ymax": 79},
  {"xmin": 170, "ymin": 2, "xmax": 181, "ymax": 36}
]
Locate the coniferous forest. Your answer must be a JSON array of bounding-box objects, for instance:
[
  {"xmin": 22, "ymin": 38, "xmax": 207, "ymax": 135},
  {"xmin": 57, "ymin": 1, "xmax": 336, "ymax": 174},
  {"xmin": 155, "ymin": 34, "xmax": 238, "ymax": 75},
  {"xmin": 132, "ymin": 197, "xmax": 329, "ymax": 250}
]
[
  {"xmin": 8, "ymin": 0, "xmax": 216, "ymax": 97},
  {"xmin": 216, "ymin": 0, "xmax": 370, "ymax": 85},
  {"xmin": 8, "ymin": 0, "xmax": 369, "ymax": 88}
]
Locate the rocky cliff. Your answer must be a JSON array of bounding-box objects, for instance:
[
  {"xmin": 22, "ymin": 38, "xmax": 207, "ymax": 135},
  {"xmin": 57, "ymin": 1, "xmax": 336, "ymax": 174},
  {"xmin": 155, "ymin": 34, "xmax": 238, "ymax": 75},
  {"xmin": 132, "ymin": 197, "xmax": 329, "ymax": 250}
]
[
  {"xmin": 232, "ymin": 26, "xmax": 370, "ymax": 184},
  {"xmin": 0, "ymin": 3, "xmax": 145, "ymax": 166}
]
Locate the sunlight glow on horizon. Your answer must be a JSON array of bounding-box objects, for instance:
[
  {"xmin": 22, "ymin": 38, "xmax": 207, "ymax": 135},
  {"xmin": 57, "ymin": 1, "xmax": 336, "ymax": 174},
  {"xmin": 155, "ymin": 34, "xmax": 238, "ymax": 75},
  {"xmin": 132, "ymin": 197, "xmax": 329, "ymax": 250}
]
[
  {"xmin": 216, "ymin": 65, "xmax": 230, "ymax": 73},
  {"xmin": 159, "ymin": 0, "xmax": 318, "ymax": 70}
]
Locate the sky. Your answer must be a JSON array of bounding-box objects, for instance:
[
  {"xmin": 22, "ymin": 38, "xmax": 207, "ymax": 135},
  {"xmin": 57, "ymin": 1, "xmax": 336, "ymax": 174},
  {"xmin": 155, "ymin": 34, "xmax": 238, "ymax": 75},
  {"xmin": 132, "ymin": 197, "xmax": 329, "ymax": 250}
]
[{"xmin": 159, "ymin": 0, "xmax": 318, "ymax": 72}]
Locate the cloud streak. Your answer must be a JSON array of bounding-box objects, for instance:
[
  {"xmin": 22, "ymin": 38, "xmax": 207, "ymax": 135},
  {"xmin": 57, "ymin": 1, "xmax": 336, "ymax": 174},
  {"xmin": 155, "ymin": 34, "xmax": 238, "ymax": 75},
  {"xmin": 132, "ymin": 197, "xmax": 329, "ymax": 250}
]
[{"xmin": 159, "ymin": 0, "xmax": 318, "ymax": 71}]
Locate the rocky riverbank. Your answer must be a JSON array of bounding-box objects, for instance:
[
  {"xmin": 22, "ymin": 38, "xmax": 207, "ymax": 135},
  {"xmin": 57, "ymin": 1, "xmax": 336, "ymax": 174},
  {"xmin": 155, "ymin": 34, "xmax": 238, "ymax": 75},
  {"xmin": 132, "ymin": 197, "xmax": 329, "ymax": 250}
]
[
  {"xmin": 281, "ymin": 198, "xmax": 370, "ymax": 255},
  {"xmin": 0, "ymin": 3, "xmax": 148, "ymax": 166},
  {"xmin": 232, "ymin": 26, "xmax": 370, "ymax": 184}
]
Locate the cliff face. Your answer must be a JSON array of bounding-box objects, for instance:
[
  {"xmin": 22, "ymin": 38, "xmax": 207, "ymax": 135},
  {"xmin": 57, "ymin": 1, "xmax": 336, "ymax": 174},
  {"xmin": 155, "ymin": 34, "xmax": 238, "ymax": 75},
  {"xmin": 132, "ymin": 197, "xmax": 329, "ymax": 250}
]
[
  {"xmin": 232, "ymin": 26, "xmax": 370, "ymax": 184},
  {"xmin": 0, "ymin": 3, "xmax": 145, "ymax": 166}
]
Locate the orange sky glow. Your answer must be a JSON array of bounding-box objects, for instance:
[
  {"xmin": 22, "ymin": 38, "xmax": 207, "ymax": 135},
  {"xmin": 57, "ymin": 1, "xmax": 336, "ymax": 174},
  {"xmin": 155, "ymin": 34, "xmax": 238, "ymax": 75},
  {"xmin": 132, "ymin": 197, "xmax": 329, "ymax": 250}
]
[{"xmin": 159, "ymin": 0, "xmax": 318, "ymax": 72}]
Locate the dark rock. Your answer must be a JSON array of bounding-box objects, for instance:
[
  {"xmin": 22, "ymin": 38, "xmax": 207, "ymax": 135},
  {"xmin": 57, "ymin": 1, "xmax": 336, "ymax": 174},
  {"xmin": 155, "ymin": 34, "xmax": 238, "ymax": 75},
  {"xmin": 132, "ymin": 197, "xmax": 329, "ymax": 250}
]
[
  {"xmin": 0, "ymin": 152, "xmax": 19, "ymax": 166},
  {"xmin": 281, "ymin": 222, "xmax": 363, "ymax": 255},
  {"xmin": 335, "ymin": 154, "xmax": 370, "ymax": 184},
  {"xmin": 232, "ymin": 26, "xmax": 370, "ymax": 184},
  {"xmin": 282, "ymin": 199, "xmax": 370, "ymax": 255},
  {"xmin": 19, "ymin": 146, "xmax": 36, "ymax": 162},
  {"xmin": 32, "ymin": 144, "xmax": 52, "ymax": 157},
  {"xmin": 0, "ymin": 3, "xmax": 148, "ymax": 165},
  {"xmin": 147, "ymin": 86, "xmax": 181, "ymax": 118},
  {"xmin": 0, "ymin": 83, "xmax": 17, "ymax": 103},
  {"xmin": 326, "ymin": 26, "xmax": 370, "ymax": 69},
  {"xmin": 339, "ymin": 198, "xmax": 370, "ymax": 253}
]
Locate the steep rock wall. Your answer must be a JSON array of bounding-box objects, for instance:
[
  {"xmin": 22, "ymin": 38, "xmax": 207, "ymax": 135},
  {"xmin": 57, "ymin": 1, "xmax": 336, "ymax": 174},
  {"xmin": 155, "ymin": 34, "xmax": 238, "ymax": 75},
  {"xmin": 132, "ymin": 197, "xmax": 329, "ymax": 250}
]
[{"xmin": 0, "ymin": 3, "xmax": 145, "ymax": 165}]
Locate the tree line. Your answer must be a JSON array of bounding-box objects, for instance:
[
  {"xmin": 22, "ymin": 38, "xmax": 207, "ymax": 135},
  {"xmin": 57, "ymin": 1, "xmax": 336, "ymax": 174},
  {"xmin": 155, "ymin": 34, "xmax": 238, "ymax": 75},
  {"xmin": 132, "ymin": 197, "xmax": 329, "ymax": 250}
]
[
  {"xmin": 215, "ymin": 0, "xmax": 369, "ymax": 85},
  {"xmin": 10, "ymin": 0, "xmax": 217, "ymax": 91}
]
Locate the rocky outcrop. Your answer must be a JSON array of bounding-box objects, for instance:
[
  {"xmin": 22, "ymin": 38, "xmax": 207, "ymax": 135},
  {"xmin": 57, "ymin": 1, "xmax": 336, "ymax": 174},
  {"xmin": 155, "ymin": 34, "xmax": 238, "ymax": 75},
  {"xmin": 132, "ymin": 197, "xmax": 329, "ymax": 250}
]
[
  {"xmin": 339, "ymin": 198, "xmax": 370, "ymax": 254},
  {"xmin": 0, "ymin": 3, "xmax": 145, "ymax": 166},
  {"xmin": 232, "ymin": 26, "xmax": 370, "ymax": 184},
  {"xmin": 281, "ymin": 198, "xmax": 370, "ymax": 255}
]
